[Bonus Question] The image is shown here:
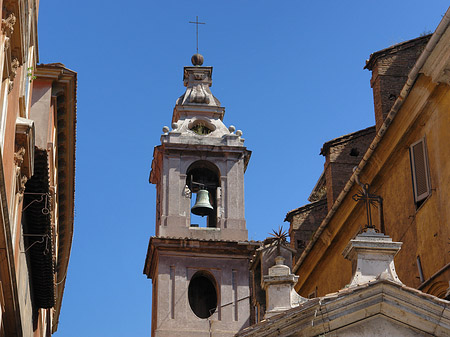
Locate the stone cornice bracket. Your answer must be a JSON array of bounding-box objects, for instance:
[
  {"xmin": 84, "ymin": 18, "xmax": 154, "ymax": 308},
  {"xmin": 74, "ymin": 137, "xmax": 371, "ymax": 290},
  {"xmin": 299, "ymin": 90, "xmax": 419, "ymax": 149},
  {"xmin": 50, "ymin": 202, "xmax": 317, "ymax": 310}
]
[
  {"xmin": 13, "ymin": 147, "xmax": 27, "ymax": 195},
  {"xmin": 343, "ymin": 228, "xmax": 403, "ymax": 287},
  {"xmin": 17, "ymin": 174, "xmax": 27, "ymax": 196},
  {"xmin": 15, "ymin": 117, "xmax": 35, "ymax": 178},
  {"xmin": 8, "ymin": 58, "xmax": 19, "ymax": 93},
  {"xmin": 1, "ymin": 13, "xmax": 16, "ymax": 37},
  {"xmin": 13, "ymin": 147, "xmax": 25, "ymax": 166}
]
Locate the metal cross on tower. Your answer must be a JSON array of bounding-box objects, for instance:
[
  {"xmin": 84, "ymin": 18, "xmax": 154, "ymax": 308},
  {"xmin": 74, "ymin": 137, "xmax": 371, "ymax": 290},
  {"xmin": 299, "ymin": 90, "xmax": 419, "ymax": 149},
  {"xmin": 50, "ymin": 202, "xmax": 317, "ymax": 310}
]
[{"xmin": 189, "ymin": 16, "xmax": 205, "ymax": 54}]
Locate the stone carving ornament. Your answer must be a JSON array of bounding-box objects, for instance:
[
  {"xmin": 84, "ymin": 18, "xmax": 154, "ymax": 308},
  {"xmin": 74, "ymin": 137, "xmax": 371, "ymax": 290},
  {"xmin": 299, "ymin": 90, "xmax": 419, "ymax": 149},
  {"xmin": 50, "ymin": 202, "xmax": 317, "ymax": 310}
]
[
  {"xmin": 189, "ymin": 83, "xmax": 210, "ymax": 104},
  {"xmin": 14, "ymin": 147, "xmax": 27, "ymax": 195},
  {"xmin": 9, "ymin": 58, "xmax": 19, "ymax": 92},
  {"xmin": 1, "ymin": 13, "xmax": 16, "ymax": 37}
]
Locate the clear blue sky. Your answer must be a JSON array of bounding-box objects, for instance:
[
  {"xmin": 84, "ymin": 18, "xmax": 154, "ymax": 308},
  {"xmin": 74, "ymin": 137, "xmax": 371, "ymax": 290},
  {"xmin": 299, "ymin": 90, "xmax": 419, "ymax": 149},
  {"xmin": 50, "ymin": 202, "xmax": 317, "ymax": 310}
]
[{"xmin": 37, "ymin": 1, "xmax": 449, "ymax": 336}]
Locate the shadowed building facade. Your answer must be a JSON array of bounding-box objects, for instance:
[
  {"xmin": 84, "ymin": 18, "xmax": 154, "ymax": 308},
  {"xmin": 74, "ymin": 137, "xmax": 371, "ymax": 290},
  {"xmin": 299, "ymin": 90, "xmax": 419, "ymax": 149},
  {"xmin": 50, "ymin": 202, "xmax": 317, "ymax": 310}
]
[{"xmin": 0, "ymin": 1, "xmax": 76, "ymax": 336}]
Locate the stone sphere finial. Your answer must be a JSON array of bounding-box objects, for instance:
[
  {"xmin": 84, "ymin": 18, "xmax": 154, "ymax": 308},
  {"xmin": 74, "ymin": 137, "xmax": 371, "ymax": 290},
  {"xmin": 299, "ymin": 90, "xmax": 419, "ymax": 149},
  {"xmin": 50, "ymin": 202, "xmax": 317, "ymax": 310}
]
[
  {"xmin": 236, "ymin": 130, "xmax": 243, "ymax": 137},
  {"xmin": 162, "ymin": 126, "xmax": 170, "ymax": 134},
  {"xmin": 228, "ymin": 125, "xmax": 236, "ymax": 133},
  {"xmin": 191, "ymin": 53, "xmax": 204, "ymax": 66}
]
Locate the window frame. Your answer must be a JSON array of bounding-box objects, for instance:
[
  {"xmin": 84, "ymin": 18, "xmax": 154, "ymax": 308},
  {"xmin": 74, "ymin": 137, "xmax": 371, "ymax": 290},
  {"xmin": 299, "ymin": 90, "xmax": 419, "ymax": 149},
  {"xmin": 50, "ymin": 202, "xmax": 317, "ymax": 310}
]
[{"xmin": 409, "ymin": 137, "xmax": 431, "ymax": 205}]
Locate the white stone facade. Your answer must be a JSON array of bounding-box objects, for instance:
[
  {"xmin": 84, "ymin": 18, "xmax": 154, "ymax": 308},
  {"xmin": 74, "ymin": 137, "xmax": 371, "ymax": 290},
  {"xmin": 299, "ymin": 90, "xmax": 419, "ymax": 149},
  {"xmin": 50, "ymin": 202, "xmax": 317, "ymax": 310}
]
[
  {"xmin": 150, "ymin": 61, "xmax": 251, "ymax": 242},
  {"xmin": 145, "ymin": 57, "xmax": 255, "ymax": 337}
]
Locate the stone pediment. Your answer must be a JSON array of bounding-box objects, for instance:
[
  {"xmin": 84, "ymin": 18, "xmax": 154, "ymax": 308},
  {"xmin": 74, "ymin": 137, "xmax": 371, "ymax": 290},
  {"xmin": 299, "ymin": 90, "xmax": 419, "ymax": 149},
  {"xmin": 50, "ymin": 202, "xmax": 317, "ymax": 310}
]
[{"xmin": 236, "ymin": 280, "xmax": 450, "ymax": 337}]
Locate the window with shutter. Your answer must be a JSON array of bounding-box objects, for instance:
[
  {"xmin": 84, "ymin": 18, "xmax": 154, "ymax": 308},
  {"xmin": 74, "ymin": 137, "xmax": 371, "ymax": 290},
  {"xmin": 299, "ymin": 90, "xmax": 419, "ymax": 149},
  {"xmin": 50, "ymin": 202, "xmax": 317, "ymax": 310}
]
[{"xmin": 409, "ymin": 138, "xmax": 431, "ymax": 205}]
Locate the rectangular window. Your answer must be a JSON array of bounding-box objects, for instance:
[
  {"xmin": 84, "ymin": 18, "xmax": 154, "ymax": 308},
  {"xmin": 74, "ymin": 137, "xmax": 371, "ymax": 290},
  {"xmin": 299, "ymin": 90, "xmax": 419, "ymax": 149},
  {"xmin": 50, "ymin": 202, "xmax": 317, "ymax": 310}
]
[{"xmin": 409, "ymin": 138, "xmax": 431, "ymax": 206}]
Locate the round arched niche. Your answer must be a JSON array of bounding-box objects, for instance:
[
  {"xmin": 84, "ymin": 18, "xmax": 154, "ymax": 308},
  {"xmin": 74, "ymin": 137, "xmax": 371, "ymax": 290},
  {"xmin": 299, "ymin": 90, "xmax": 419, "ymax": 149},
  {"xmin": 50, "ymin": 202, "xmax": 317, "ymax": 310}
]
[
  {"xmin": 188, "ymin": 271, "xmax": 218, "ymax": 319},
  {"xmin": 188, "ymin": 118, "xmax": 216, "ymax": 136},
  {"xmin": 186, "ymin": 161, "xmax": 220, "ymax": 227},
  {"xmin": 186, "ymin": 160, "xmax": 221, "ymax": 190}
]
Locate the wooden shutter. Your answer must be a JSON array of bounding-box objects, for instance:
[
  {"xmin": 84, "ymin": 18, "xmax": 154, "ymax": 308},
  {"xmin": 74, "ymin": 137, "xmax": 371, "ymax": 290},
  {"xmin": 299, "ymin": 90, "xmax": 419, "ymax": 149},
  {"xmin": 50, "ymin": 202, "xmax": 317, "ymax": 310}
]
[{"xmin": 410, "ymin": 138, "xmax": 431, "ymax": 203}]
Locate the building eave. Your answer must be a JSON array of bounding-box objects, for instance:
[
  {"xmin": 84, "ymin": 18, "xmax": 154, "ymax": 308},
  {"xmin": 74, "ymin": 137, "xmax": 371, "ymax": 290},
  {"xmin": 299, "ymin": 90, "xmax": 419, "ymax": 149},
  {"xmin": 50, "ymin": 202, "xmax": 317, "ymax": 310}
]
[
  {"xmin": 319, "ymin": 125, "xmax": 376, "ymax": 156},
  {"xmin": 143, "ymin": 236, "xmax": 259, "ymax": 279},
  {"xmin": 284, "ymin": 199, "xmax": 327, "ymax": 223},
  {"xmin": 34, "ymin": 64, "xmax": 77, "ymax": 333}
]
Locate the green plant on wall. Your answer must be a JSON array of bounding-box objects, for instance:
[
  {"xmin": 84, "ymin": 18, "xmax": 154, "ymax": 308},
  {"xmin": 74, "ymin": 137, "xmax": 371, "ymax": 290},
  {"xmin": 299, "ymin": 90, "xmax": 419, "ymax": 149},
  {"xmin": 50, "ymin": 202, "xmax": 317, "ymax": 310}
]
[{"xmin": 27, "ymin": 67, "xmax": 36, "ymax": 83}]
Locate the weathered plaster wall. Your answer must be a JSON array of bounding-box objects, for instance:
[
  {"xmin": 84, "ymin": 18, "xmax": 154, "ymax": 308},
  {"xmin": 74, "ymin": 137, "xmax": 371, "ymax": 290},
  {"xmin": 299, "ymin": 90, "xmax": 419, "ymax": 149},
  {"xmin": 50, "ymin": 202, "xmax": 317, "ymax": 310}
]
[
  {"xmin": 157, "ymin": 148, "xmax": 248, "ymax": 241},
  {"xmin": 154, "ymin": 252, "xmax": 251, "ymax": 337}
]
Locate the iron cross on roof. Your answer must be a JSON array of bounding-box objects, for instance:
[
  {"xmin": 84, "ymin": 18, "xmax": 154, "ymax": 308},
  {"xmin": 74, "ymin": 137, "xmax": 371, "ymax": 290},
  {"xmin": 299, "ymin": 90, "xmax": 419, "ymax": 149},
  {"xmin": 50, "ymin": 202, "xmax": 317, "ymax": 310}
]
[
  {"xmin": 189, "ymin": 16, "xmax": 206, "ymax": 54},
  {"xmin": 352, "ymin": 181, "xmax": 384, "ymax": 232}
]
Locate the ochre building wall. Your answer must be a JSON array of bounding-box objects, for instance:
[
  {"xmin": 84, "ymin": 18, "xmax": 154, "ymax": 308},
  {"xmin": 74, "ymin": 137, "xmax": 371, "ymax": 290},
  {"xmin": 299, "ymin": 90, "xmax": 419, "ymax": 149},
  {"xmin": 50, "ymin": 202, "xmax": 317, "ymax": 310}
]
[{"xmin": 295, "ymin": 74, "xmax": 450, "ymax": 299}]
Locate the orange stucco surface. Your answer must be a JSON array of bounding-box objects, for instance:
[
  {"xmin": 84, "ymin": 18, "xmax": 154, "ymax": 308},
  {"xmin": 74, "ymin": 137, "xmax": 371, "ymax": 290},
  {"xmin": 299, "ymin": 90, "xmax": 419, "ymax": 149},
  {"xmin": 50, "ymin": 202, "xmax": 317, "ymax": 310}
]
[{"xmin": 295, "ymin": 75, "xmax": 450, "ymax": 299}]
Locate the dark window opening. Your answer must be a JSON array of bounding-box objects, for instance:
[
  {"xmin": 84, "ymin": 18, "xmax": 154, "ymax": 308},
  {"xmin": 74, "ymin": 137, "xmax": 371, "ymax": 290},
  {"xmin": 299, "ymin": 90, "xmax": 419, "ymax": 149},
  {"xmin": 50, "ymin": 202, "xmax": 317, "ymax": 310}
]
[
  {"xmin": 349, "ymin": 147, "xmax": 359, "ymax": 157},
  {"xmin": 188, "ymin": 271, "xmax": 218, "ymax": 319},
  {"xmin": 191, "ymin": 123, "xmax": 212, "ymax": 135},
  {"xmin": 417, "ymin": 256, "xmax": 425, "ymax": 283},
  {"xmin": 252, "ymin": 260, "xmax": 265, "ymax": 322}
]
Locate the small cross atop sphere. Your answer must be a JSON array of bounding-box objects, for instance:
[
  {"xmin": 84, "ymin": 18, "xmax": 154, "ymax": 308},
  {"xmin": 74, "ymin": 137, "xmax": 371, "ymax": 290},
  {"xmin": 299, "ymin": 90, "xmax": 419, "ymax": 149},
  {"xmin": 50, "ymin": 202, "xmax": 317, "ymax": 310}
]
[{"xmin": 189, "ymin": 16, "xmax": 206, "ymax": 54}]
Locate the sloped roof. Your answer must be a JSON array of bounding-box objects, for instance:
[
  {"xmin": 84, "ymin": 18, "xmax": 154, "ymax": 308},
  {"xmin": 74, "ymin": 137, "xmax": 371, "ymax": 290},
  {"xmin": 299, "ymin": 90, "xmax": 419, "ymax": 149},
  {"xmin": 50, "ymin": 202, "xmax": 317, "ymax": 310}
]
[
  {"xmin": 236, "ymin": 279, "xmax": 450, "ymax": 337},
  {"xmin": 319, "ymin": 125, "xmax": 375, "ymax": 156},
  {"xmin": 364, "ymin": 34, "xmax": 431, "ymax": 71}
]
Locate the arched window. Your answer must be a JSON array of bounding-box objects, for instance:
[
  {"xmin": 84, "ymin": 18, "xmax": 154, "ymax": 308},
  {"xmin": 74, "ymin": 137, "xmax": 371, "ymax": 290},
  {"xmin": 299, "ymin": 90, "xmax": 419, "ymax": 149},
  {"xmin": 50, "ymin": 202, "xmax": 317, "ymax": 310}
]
[
  {"xmin": 186, "ymin": 161, "xmax": 220, "ymax": 228},
  {"xmin": 188, "ymin": 271, "xmax": 218, "ymax": 319}
]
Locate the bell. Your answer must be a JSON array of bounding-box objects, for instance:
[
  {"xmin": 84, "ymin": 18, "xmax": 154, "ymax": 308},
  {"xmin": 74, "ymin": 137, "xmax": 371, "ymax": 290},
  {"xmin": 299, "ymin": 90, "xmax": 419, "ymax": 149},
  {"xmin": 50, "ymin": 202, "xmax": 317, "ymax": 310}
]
[{"xmin": 191, "ymin": 189, "xmax": 214, "ymax": 216}]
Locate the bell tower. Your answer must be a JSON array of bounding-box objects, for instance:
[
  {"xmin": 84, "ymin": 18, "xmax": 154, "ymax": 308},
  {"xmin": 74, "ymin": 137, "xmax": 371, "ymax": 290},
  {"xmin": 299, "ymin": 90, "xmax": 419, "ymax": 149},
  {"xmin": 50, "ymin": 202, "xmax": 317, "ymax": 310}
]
[{"xmin": 144, "ymin": 54, "xmax": 256, "ymax": 337}]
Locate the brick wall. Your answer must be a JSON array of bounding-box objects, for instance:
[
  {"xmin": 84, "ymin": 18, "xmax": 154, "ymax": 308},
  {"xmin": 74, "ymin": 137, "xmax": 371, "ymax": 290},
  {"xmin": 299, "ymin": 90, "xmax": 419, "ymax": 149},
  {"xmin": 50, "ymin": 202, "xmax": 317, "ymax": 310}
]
[
  {"xmin": 366, "ymin": 36, "xmax": 430, "ymax": 132},
  {"xmin": 286, "ymin": 199, "xmax": 328, "ymax": 265},
  {"xmin": 322, "ymin": 127, "xmax": 376, "ymax": 211}
]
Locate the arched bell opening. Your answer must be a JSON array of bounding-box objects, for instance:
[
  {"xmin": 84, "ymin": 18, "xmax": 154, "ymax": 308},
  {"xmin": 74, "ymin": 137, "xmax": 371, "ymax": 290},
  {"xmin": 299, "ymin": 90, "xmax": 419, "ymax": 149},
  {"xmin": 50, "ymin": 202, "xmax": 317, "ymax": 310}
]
[{"xmin": 186, "ymin": 161, "xmax": 220, "ymax": 228}]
